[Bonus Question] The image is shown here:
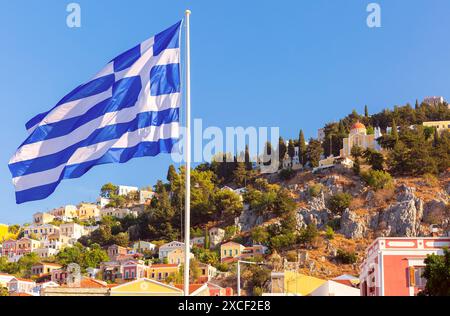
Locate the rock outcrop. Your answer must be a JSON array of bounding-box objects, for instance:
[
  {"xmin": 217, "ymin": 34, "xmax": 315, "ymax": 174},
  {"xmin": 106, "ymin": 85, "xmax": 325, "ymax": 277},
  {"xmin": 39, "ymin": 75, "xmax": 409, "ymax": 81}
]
[
  {"xmin": 372, "ymin": 185, "xmax": 424, "ymax": 237},
  {"xmin": 339, "ymin": 208, "xmax": 367, "ymax": 239},
  {"xmin": 236, "ymin": 208, "xmax": 264, "ymax": 232}
]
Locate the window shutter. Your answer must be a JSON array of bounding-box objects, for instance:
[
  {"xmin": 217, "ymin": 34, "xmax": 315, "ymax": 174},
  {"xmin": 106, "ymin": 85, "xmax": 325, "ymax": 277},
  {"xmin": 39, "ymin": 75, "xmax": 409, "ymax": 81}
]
[{"xmin": 409, "ymin": 267, "xmax": 416, "ymax": 287}]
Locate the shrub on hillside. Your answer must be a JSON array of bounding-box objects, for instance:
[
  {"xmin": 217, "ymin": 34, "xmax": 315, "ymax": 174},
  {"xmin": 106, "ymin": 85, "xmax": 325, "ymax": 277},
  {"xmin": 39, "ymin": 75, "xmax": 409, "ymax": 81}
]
[
  {"xmin": 325, "ymin": 226, "xmax": 335, "ymax": 240},
  {"xmin": 336, "ymin": 249, "xmax": 357, "ymax": 264},
  {"xmin": 308, "ymin": 183, "xmax": 323, "ymax": 198},
  {"xmin": 327, "ymin": 192, "xmax": 353, "ymax": 215},
  {"xmin": 362, "ymin": 170, "xmax": 394, "ymax": 190},
  {"xmin": 279, "ymin": 169, "xmax": 295, "ymax": 181}
]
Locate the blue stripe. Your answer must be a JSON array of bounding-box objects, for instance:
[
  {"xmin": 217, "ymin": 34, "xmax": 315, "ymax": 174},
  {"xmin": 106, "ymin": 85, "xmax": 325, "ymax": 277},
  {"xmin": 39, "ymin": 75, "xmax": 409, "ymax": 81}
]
[
  {"xmin": 150, "ymin": 64, "xmax": 181, "ymax": 96},
  {"xmin": 112, "ymin": 45, "xmax": 141, "ymax": 72},
  {"xmin": 24, "ymin": 74, "xmax": 115, "ymax": 131},
  {"xmin": 153, "ymin": 21, "xmax": 182, "ymax": 56},
  {"xmin": 25, "ymin": 111, "xmax": 49, "ymax": 131},
  {"xmin": 23, "ymin": 76, "xmax": 142, "ymax": 146},
  {"xmin": 9, "ymin": 107, "xmax": 179, "ymax": 178},
  {"xmin": 15, "ymin": 138, "xmax": 178, "ymax": 204}
]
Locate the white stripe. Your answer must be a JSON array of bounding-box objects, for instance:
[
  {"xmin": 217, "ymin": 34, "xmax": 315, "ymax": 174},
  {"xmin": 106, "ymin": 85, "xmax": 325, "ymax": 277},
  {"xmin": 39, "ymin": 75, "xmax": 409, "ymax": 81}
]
[
  {"xmin": 10, "ymin": 93, "xmax": 180, "ymax": 164},
  {"xmin": 34, "ymin": 88, "xmax": 112, "ymax": 128},
  {"xmin": 13, "ymin": 122, "xmax": 179, "ymax": 192}
]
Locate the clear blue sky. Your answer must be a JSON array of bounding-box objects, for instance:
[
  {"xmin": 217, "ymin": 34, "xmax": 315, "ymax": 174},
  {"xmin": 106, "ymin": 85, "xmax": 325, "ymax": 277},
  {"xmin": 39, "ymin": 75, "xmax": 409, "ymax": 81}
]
[{"xmin": 1, "ymin": 0, "xmax": 449, "ymax": 224}]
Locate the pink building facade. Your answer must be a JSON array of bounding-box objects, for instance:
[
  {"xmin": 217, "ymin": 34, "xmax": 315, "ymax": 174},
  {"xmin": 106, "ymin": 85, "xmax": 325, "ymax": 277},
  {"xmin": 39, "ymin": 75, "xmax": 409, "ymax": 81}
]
[{"xmin": 360, "ymin": 237, "xmax": 450, "ymax": 296}]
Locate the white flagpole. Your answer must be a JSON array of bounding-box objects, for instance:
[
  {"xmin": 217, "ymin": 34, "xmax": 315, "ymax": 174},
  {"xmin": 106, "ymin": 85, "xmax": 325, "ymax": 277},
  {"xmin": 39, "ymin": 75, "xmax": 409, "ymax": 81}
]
[{"xmin": 183, "ymin": 9, "xmax": 192, "ymax": 297}]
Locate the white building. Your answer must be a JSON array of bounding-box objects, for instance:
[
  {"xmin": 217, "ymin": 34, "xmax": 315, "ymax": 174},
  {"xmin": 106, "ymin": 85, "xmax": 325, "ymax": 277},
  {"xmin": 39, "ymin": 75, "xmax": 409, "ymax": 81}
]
[
  {"xmin": 139, "ymin": 190, "xmax": 155, "ymax": 204},
  {"xmin": 423, "ymin": 96, "xmax": 445, "ymax": 106},
  {"xmin": 35, "ymin": 247, "xmax": 59, "ymax": 259},
  {"xmin": 97, "ymin": 197, "xmax": 111, "ymax": 208},
  {"xmin": 7, "ymin": 277, "xmax": 36, "ymax": 295},
  {"xmin": 60, "ymin": 222, "xmax": 87, "ymax": 240},
  {"xmin": 158, "ymin": 241, "xmax": 186, "ymax": 260},
  {"xmin": 100, "ymin": 208, "xmax": 138, "ymax": 219},
  {"xmin": 117, "ymin": 185, "xmax": 139, "ymax": 196}
]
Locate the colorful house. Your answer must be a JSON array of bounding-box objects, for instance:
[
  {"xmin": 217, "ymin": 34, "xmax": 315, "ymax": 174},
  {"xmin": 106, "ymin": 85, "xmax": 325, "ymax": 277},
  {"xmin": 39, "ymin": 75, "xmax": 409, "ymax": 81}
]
[
  {"xmin": 31, "ymin": 263, "xmax": 63, "ymax": 277},
  {"xmin": 158, "ymin": 241, "xmax": 186, "ymax": 259},
  {"xmin": 7, "ymin": 277, "xmax": 36, "ymax": 296},
  {"xmin": 51, "ymin": 269, "xmax": 68, "ymax": 285},
  {"xmin": 77, "ymin": 203, "xmax": 100, "ymax": 221},
  {"xmin": 197, "ymin": 263, "xmax": 217, "ymax": 283},
  {"xmin": 167, "ymin": 248, "xmax": 194, "ymax": 265},
  {"xmin": 15, "ymin": 237, "xmax": 41, "ymax": 255},
  {"xmin": 360, "ymin": 237, "xmax": 450, "ymax": 296},
  {"xmin": 122, "ymin": 260, "xmax": 148, "ymax": 281},
  {"xmin": 207, "ymin": 282, "xmax": 234, "ymax": 296},
  {"xmin": 1, "ymin": 239, "xmax": 17, "ymax": 257},
  {"xmin": 110, "ymin": 278, "xmax": 183, "ymax": 296},
  {"xmin": 32, "ymin": 212, "xmax": 56, "ymax": 225},
  {"xmin": 0, "ymin": 273, "xmax": 15, "ymax": 288},
  {"xmin": 220, "ymin": 241, "xmax": 245, "ymax": 261},
  {"xmin": 148, "ymin": 264, "xmax": 180, "ymax": 281}
]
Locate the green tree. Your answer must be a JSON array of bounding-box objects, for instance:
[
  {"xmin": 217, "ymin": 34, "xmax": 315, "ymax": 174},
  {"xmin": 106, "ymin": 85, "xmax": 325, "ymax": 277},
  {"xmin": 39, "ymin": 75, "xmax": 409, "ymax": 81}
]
[
  {"xmin": 328, "ymin": 192, "xmax": 352, "ymax": 215},
  {"xmin": 307, "ymin": 138, "xmax": 323, "ymax": 167},
  {"xmin": 251, "ymin": 226, "xmax": 269, "ymax": 244},
  {"xmin": 278, "ymin": 137, "xmax": 287, "ymax": 165},
  {"xmin": 288, "ymin": 139, "xmax": 295, "ymax": 159},
  {"xmin": 112, "ymin": 232, "xmax": 130, "ymax": 247},
  {"xmin": 167, "ymin": 164, "xmax": 178, "ymax": 183},
  {"xmin": 298, "ymin": 129, "xmax": 307, "ymax": 165},
  {"xmin": 362, "ymin": 170, "xmax": 394, "ymax": 190},
  {"xmin": 420, "ymin": 248, "xmax": 450, "ymax": 296},
  {"xmin": 214, "ymin": 189, "xmax": 244, "ymax": 220},
  {"xmin": 363, "ymin": 148, "xmax": 385, "ymax": 171},
  {"xmin": 100, "ymin": 183, "xmax": 118, "ymax": 198},
  {"xmin": 364, "ymin": 105, "xmax": 369, "ymax": 118}
]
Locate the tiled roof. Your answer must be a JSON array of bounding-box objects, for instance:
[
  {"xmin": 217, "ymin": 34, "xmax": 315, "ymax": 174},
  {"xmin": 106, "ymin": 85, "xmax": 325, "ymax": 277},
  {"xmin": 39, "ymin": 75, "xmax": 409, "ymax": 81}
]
[
  {"xmin": 61, "ymin": 278, "xmax": 108, "ymax": 288},
  {"xmin": 10, "ymin": 292, "xmax": 33, "ymax": 296},
  {"xmin": 174, "ymin": 283, "xmax": 205, "ymax": 294}
]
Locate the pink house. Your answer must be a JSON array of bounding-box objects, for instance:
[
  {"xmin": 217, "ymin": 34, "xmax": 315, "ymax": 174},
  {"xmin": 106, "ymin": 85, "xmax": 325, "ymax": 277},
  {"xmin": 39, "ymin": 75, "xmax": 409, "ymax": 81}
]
[
  {"xmin": 51, "ymin": 269, "xmax": 68, "ymax": 285},
  {"xmin": 360, "ymin": 237, "xmax": 450, "ymax": 296},
  {"xmin": 1, "ymin": 239, "xmax": 17, "ymax": 257},
  {"xmin": 122, "ymin": 260, "xmax": 148, "ymax": 281}
]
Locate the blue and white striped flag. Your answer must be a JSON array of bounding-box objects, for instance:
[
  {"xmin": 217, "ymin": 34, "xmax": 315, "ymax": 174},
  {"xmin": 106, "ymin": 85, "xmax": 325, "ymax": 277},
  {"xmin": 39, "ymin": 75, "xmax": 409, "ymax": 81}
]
[{"xmin": 9, "ymin": 21, "xmax": 182, "ymax": 204}]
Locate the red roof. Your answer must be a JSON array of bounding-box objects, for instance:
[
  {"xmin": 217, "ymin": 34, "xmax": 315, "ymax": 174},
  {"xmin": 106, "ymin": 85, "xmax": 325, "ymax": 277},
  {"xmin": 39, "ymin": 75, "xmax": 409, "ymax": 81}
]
[
  {"xmin": 351, "ymin": 122, "xmax": 366, "ymax": 130},
  {"xmin": 61, "ymin": 278, "xmax": 108, "ymax": 288},
  {"xmin": 333, "ymin": 279, "xmax": 359, "ymax": 288},
  {"xmin": 174, "ymin": 284, "xmax": 205, "ymax": 294},
  {"xmin": 14, "ymin": 278, "xmax": 35, "ymax": 283}
]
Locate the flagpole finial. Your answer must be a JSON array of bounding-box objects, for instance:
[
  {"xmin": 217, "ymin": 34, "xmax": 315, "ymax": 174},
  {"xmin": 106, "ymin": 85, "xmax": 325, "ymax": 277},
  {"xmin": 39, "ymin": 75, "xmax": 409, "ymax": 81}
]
[{"xmin": 185, "ymin": 9, "xmax": 191, "ymax": 15}]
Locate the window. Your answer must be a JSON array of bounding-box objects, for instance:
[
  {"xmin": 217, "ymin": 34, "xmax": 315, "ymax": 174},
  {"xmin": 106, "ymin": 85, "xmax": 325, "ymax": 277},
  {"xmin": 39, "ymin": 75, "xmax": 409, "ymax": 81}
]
[{"xmin": 409, "ymin": 266, "xmax": 427, "ymax": 287}]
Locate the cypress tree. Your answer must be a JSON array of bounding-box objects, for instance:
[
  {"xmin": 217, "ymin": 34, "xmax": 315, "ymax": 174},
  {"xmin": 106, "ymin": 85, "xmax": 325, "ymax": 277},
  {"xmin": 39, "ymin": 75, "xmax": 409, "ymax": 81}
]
[{"xmin": 298, "ymin": 130, "xmax": 307, "ymax": 165}]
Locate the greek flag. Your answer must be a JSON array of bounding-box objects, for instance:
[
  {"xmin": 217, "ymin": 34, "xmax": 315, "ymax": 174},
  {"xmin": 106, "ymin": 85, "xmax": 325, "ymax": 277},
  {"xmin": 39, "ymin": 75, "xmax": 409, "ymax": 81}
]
[{"xmin": 9, "ymin": 21, "xmax": 182, "ymax": 204}]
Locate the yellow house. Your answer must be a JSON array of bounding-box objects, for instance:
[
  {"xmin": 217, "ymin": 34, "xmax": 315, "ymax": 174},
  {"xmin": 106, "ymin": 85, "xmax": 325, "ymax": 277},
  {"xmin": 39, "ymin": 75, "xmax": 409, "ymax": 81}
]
[
  {"xmin": 32, "ymin": 212, "xmax": 56, "ymax": 225},
  {"xmin": 147, "ymin": 264, "xmax": 180, "ymax": 281},
  {"xmin": 110, "ymin": 278, "xmax": 183, "ymax": 296},
  {"xmin": 220, "ymin": 241, "xmax": 245, "ymax": 261},
  {"xmin": 167, "ymin": 248, "xmax": 194, "ymax": 265},
  {"xmin": 77, "ymin": 203, "xmax": 100, "ymax": 221},
  {"xmin": 283, "ymin": 271, "xmax": 326, "ymax": 296},
  {"xmin": 423, "ymin": 121, "xmax": 450, "ymax": 133}
]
